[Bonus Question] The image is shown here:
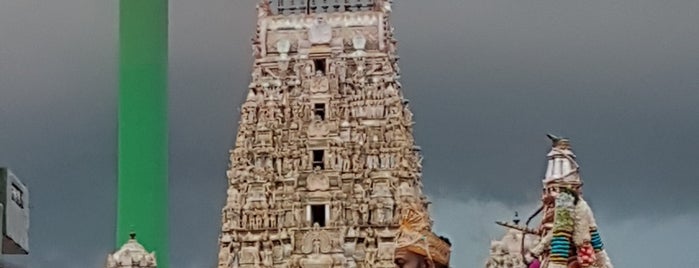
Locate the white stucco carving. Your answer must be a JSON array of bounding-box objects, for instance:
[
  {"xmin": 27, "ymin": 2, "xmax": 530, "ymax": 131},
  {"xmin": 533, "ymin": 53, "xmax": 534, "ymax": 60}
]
[
  {"xmin": 219, "ymin": 2, "xmax": 432, "ymax": 268},
  {"xmin": 105, "ymin": 234, "xmax": 157, "ymax": 268}
]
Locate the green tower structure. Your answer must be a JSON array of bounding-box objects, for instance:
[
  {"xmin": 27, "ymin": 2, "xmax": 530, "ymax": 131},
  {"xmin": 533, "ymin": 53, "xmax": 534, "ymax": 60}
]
[{"xmin": 117, "ymin": 1, "xmax": 169, "ymax": 267}]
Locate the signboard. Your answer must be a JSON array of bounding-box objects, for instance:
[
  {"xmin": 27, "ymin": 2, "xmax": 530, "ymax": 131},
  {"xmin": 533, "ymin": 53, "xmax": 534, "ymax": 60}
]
[{"xmin": 0, "ymin": 168, "xmax": 29, "ymax": 254}]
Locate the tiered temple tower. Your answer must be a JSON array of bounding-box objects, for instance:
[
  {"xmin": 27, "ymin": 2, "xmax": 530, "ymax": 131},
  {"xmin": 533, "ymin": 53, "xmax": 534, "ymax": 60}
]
[{"xmin": 217, "ymin": 1, "xmax": 435, "ymax": 268}]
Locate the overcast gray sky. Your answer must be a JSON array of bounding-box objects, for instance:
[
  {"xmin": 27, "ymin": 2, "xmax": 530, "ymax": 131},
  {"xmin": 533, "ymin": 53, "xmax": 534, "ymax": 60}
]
[{"xmin": 1, "ymin": 0, "xmax": 698, "ymax": 267}]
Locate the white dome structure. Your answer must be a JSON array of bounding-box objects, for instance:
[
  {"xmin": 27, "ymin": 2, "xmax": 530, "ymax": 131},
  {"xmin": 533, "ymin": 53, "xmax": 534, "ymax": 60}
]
[{"xmin": 106, "ymin": 233, "xmax": 157, "ymax": 268}]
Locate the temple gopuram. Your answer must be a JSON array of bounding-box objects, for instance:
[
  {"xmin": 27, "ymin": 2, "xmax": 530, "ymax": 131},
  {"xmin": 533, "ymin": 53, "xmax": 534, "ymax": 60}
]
[
  {"xmin": 487, "ymin": 136, "xmax": 614, "ymax": 268},
  {"xmin": 216, "ymin": 1, "xmax": 447, "ymax": 267}
]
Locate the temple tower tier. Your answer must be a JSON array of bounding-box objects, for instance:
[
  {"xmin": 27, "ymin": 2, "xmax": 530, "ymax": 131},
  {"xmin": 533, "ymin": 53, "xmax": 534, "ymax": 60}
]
[{"xmin": 217, "ymin": 1, "xmax": 433, "ymax": 268}]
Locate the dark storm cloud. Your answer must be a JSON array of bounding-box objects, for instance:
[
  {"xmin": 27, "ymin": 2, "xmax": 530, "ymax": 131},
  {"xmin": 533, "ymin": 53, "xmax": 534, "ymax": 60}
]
[
  {"xmin": 430, "ymin": 197, "xmax": 699, "ymax": 267},
  {"xmin": 392, "ymin": 0, "xmax": 699, "ymax": 212},
  {"xmin": 1, "ymin": 0, "xmax": 698, "ymax": 267},
  {"xmin": 1, "ymin": 0, "xmax": 118, "ymax": 267}
]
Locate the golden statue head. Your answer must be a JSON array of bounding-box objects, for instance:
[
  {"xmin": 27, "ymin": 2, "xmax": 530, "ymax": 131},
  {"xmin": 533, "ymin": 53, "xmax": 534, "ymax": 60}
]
[{"xmin": 394, "ymin": 203, "xmax": 451, "ymax": 268}]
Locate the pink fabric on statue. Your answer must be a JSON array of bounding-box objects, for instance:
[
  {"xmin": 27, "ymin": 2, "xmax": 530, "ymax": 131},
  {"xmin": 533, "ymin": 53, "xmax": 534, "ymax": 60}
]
[{"xmin": 529, "ymin": 259, "xmax": 541, "ymax": 268}]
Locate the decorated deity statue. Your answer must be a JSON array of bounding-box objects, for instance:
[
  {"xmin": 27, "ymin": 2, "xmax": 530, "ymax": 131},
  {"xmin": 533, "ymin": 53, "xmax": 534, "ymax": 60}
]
[
  {"xmin": 529, "ymin": 188, "xmax": 613, "ymax": 268},
  {"xmin": 394, "ymin": 203, "xmax": 451, "ymax": 268},
  {"xmin": 527, "ymin": 135, "xmax": 614, "ymax": 268},
  {"xmin": 487, "ymin": 136, "xmax": 613, "ymax": 268}
]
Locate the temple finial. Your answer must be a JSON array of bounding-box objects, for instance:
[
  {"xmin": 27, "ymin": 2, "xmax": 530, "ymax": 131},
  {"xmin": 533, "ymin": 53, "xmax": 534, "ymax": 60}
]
[
  {"xmin": 547, "ymin": 133, "xmax": 571, "ymax": 150},
  {"xmin": 546, "ymin": 133, "xmax": 561, "ymax": 142},
  {"xmin": 129, "ymin": 224, "xmax": 137, "ymax": 240},
  {"xmin": 107, "ymin": 230, "xmax": 158, "ymax": 268}
]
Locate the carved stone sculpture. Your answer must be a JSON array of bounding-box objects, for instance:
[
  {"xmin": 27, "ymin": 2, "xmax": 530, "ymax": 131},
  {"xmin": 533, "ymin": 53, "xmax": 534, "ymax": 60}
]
[
  {"xmin": 307, "ymin": 168, "xmax": 330, "ymax": 191},
  {"xmin": 310, "ymin": 71, "xmax": 329, "ymax": 93},
  {"xmin": 308, "ymin": 16, "xmax": 333, "ymax": 44}
]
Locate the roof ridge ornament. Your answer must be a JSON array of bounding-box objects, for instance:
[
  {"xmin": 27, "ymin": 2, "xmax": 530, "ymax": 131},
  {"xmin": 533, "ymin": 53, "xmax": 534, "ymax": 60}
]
[
  {"xmin": 257, "ymin": 0, "xmax": 272, "ymax": 18},
  {"xmin": 105, "ymin": 232, "xmax": 158, "ymax": 268},
  {"xmin": 546, "ymin": 133, "xmax": 571, "ymax": 150}
]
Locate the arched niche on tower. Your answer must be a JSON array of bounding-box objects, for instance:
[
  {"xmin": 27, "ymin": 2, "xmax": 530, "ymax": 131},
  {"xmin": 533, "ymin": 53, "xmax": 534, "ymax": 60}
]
[
  {"xmin": 306, "ymin": 169, "xmax": 330, "ymax": 192},
  {"xmin": 304, "ymin": 192, "xmax": 332, "ymax": 228},
  {"xmin": 368, "ymin": 171, "xmax": 394, "ymax": 199},
  {"xmin": 376, "ymin": 228, "xmax": 398, "ymax": 265},
  {"xmin": 301, "ymin": 225, "xmax": 334, "ymax": 254},
  {"xmin": 254, "ymin": 126, "xmax": 274, "ymax": 148}
]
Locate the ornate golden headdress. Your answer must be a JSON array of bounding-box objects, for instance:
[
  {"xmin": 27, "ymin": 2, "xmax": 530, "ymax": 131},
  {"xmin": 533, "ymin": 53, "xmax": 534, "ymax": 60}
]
[{"xmin": 394, "ymin": 202, "xmax": 451, "ymax": 267}]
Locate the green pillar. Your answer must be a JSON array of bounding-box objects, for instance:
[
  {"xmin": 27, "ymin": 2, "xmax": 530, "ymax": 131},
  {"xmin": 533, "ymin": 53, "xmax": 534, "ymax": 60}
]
[{"xmin": 118, "ymin": 1, "xmax": 169, "ymax": 267}]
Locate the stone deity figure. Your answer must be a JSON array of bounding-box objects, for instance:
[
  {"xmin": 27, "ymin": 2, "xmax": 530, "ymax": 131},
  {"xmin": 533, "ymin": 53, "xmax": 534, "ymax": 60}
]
[
  {"xmin": 262, "ymin": 246, "xmax": 273, "ymax": 267},
  {"xmin": 282, "ymin": 240, "xmax": 293, "ymax": 259},
  {"xmin": 256, "ymin": 0, "xmax": 270, "ymax": 18},
  {"xmin": 337, "ymin": 61, "xmax": 347, "ymax": 83},
  {"xmin": 530, "ymin": 188, "xmax": 613, "ymax": 268},
  {"xmin": 374, "ymin": 203, "xmax": 386, "ymax": 224},
  {"xmin": 219, "ymin": 247, "xmax": 231, "ymax": 268},
  {"xmin": 352, "ymin": 153, "xmax": 363, "ymax": 172},
  {"xmin": 341, "ymin": 150, "xmax": 351, "ymax": 171},
  {"xmin": 403, "ymin": 104, "xmax": 414, "ymax": 123},
  {"xmin": 227, "ymin": 187, "xmax": 241, "ymax": 207},
  {"xmin": 383, "ymin": 200, "xmax": 395, "ymax": 222},
  {"xmin": 310, "ymin": 70, "xmax": 329, "ymax": 93},
  {"xmin": 255, "ymin": 214, "xmax": 263, "ymax": 229},
  {"xmin": 308, "ymin": 16, "xmax": 333, "ymax": 44},
  {"xmin": 332, "ymin": 201, "xmax": 343, "ymax": 226},
  {"xmin": 295, "ymin": 205, "xmax": 307, "ymax": 227},
  {"xmin": 365, "ymin": 241, "xmax": 378, "ymax": 266},
  {"xmin": 299, "ymin": 239, "xmax": 333, "ymax": 268},
  {"xmin": 359, "ymin": 203, "xmax": 370, "ymax": 224}
]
